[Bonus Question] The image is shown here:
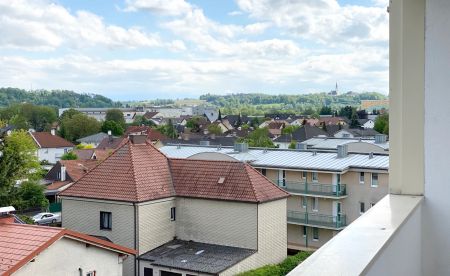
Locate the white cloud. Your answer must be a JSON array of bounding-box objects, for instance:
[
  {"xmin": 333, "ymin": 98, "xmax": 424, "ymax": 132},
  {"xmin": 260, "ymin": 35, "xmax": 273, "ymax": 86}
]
[
  {"xmin": 0, "ymin": 0, "xmax": 163, "ymax": 51},
  {"xmin": 124, "ymin": 0, "xmax": 193, "ymax": 16}
]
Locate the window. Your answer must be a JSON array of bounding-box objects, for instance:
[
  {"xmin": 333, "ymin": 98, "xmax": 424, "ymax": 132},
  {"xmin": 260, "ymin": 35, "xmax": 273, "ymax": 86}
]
[
  {"xmin": 86, "ymin": 272, "xmax": 96, "ymax": 276},
  {"xmin": 359, "ymin": 172, "xmax": 365, "ymax": 184},
  {"xmin": 100, "ymin": 212, "xmax": 112, "ymax": 230},
  {"xmin": 312, "ymin": 197, "xmax": 319, "ymax": 211},
  {"xmin": 370, "ymin": 202, "xmax": 376, "ymax": 208},
  {"xmin": 343, "ymin": 133, "xmax": 350, "ymax": 138},
  {"xmin": 312, "ymin": 172, "xmax": 318, "ymax": 182},
  {"xmin": 261, "ymin": 168, "xmax": 267, "ymax": 176},
  {"xmin": 303, "ymin": 226, "xmax": 307, "ymax": 237},
  {"xmin": 301, "ymin": 197, "xmax": 307, "ymax": 208},
  {"xmin": 170, "ymin": 207, "xmax": 176, "ymax": 221},
  {"xmin": 360, "ymin": 202, "xmax": 365, "ymax": 214},
  {"xmin": 302, "ymin": 171, "xmax": 307, "ymax": 179},
  {"xmin": 144, "ymin": 267, "xmax": 153, "ymax": 276},
  {"xmin": 313, "ymin": 227, "xmax": 319, "ymax": 241},
  {"xmin": 371, "ymin": 173, "xmax": 379, "ymax": 187}
]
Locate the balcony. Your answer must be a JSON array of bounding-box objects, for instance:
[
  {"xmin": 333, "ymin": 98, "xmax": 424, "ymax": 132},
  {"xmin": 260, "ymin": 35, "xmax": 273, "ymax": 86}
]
[
  {"xmin": 287, "ymin": 210, "xmax": 347, "ymax": 230},
  {"xmin": 271, "ymin": 179, "xmax": 347, "ymax": 198}
]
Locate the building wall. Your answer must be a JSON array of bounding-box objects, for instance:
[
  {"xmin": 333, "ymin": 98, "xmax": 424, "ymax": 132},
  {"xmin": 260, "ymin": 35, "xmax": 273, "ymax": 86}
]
[
  {"xmin": 37, "ymin": 147, "xmax": 72, "ymax": 164},
  {"xmin": 14, "ymin": 237, "xmax": 124, "ymax": 276},
  {"xmin": 137, "ymin": 198, "xmax": 176, "ymax": 254},
  {"xmin": 342, "ymin": 171, "xmax": 389, "ymax": 223},
  {"xmin": 287, "ymin": 224, "xmax": 335, "ymax": 249},
  {"xmin": 221, "ymin": 199, "xmax": 287, "ymax": 276},
  {"xmin": 61, "ymin": 197, "xmax": 136, "ymax": 276},
  {"xmin": 175, "ymin": 198, "xmax": 258, "ymax": 249}
]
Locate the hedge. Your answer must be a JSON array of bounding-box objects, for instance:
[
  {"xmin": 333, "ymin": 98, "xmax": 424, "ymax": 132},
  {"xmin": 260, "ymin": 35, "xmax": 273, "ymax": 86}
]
[{"xmin": 238, "ymin": 251, "xmax": 312, "ymax": 276}]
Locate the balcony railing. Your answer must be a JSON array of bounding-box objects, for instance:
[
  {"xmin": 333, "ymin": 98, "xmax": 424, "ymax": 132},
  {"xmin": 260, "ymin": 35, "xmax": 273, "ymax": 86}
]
[
  {"xmin": 287, "ymin": 210, "xmax": 347, "ymax": 229},
  {"xmin": 271, "ymin": 179, "xmax": 347, "ymax": 197}
]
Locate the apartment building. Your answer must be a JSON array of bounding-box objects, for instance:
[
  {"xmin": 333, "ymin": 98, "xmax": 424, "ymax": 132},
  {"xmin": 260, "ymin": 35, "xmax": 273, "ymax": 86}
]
[
  {"xmin": 59, "ymin": 135, "xmax": 288, "ymax": 276},
  {"xmin": 58, "ymin": 107, "xmax": 145, "ymax": 123},
  {"xmin": 160, "ymin": 143, "xmax": 389, "ymax": 251}
]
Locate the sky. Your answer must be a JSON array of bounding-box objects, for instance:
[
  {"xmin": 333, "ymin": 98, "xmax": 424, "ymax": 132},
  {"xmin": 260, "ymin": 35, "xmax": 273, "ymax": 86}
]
[{"xmin": 0, "ymin": 0, "xmax": 389, "ymax": 100}]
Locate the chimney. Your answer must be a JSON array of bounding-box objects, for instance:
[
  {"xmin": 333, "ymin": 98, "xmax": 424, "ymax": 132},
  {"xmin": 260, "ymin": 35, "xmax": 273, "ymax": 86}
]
[
  {"xmin": 51, "ymin": 128, "xmax": 56, "ymax": 136},
  {"xmin": 337, "ymin": 144, "xmax": 348, "ymax": 158},
  {"xmin": 369, "ymin": 152, "xmax": 374, "ymax": 159},
  {"xmin": 234, "ymin": 142, "xmax": 249, "ymax": 152},
  {"xmin": 296, "ymin": 142, "xmax": 308, "ymax": 150},
  {"xmin": 60, "ymin": 164, "xmax": 66, "ymax": 181},
  {"xmin": 108, "ymin": 130, "xmax": 113, "ymax": 142},
  {"xmin": 129, "ymin": 134, "xmax": 147, "ymax": 144},
  {"xmin": 0, "ymin": 206, "xmax": 16, "ymax": 224},
  {"xmin": 374, "ymin": 134, "xmax": 387, "ymax": 144}
]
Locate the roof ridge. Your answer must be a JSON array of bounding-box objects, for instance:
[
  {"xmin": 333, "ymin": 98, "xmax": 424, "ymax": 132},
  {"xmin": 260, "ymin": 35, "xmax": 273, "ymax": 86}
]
[
  {"xmin": 128, "ymin": 142, "xmax": 142, "ymax": 202},
  {"xmin": 242, "ymin": 163, "xmax": 259, "ymax": 202}
]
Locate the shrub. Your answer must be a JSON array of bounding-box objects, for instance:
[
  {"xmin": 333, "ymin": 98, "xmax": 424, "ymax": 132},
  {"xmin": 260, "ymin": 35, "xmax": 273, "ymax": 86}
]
[{"xmin": 238, "ymin": 251, "xmax": 312, "ymax": 276}]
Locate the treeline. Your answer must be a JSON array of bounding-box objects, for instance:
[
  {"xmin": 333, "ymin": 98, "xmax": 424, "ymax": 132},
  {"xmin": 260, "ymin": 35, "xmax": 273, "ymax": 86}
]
[
  {"xmin": 200, "ymin": 92, "xmax": 387, "ymax": 115},
  {"xmin": 0, "ymin": 87, "xmax": 121, "ymax": 108}
]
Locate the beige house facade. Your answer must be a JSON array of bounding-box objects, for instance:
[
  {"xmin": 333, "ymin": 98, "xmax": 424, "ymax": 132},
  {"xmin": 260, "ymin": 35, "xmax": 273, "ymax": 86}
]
[{"xmin": 60, "ymin": 136, "xmax": 288, "ymax": 276}]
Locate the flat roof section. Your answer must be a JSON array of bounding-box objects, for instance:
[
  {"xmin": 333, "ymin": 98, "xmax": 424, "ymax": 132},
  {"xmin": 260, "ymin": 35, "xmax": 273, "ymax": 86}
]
[{"xmin": 139, "ymin": 240, "xmax": 256, "ymax": 275}]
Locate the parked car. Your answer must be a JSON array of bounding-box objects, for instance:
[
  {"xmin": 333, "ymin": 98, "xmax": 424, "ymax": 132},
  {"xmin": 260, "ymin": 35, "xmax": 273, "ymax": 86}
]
[{"xmin": 32, "ymin": 212, "xmax": 61, "ymax": 225}]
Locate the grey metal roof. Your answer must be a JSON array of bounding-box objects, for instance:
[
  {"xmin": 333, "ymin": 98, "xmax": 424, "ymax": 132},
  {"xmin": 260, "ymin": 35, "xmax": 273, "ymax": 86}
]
[
  {"xmin": 76, "ymin": 132, "xmax": 111, "ymax": 143},
  {"xmin": 304, "ymin": 137, "xmax": 390, "ymax": 150},
  {"xmin": 139, "ymin": 240, "xmax": 256, "ymax": 274},
  {"xmin": 160, "ymin": 144, "xmax": 389, "ymax": 172}
]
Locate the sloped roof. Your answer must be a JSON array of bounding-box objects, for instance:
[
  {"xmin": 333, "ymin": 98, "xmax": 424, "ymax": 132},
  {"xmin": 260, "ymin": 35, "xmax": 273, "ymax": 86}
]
[
  {"xmin": 45, "ymin": 160, "xmax": 100, "ymax": 183},
  {"xmin": 169, "ymin": 159, "xmax": 287, "ymax": 203},
  {"xmin": 29, "ymin": 132, "xmax": 74, "ymax": 148},
  {"xmin": 60, "ymin": 139, "xmax": 287, "ymax": 203},
  {"xmin": 97, "ymin": 136, "xmax": 127, "ymax": 150},
  {"xmin": 274, "ymin": 125, "xmax": 328, "ymax": 143},
  {"xmin": 0, "ymin": 222, "xmax": 135, "ymax": 275},
  {"xmin": 143, "ymin": 111, "xmax": 160, "ymax": 119},
  {"xmin": 76, "ymin": 132, "xmax": 109, "ymax": 144},
  {"xmin": 73, "ymin": 149, "xmax": 95, "ymax": 160},
  {"xmin": 125, "ymin": 126, "xmax": 169, "ymax": 141},
  {"xmin": 60, "ymin": 141, "xmax": 175, "ymax": 202}
]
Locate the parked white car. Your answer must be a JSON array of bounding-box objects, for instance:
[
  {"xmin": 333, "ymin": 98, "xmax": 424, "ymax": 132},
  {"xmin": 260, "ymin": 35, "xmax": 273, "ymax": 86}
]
[{"xmin": 32, "ymin": 212, "xmax": 61, "ymax": 225}]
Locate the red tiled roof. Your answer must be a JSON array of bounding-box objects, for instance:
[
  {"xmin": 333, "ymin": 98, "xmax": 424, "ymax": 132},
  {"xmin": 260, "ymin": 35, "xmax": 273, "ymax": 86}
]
[
  {"xmin": 29, "ymin": 132, "xmax": 74, "ymax": 148},
  {"xmin": 45, "ymin": 181, "xmax": 71, "ymax": 191},
  {"xmin": 97, "ymin": 136, "xmax": 127, "ymax": 150},
  {"xmin": 0, "ymin": 223, "xmax": 135, "ymax": 275},
  {"xmin": 60, "ymin": 160, "xmax": 100, "ymax": 182},
  {"xmin": 60, "ymin": 140, "xmax": 174, "ymax": 202},
  {"xmin": 143, "ymin": 111, "xmax": 160, "ymax": 119},
  {"xmin": 169, "ymin": 159, "xmax": 288, "ymax": 203},
  {"xmin": 60, "ymin": 139, "xmax": 288, "ymax": 203}
]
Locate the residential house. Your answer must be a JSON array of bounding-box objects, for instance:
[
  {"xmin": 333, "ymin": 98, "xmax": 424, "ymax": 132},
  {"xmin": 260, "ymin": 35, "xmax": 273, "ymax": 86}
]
[
  {"xmin": 59, "ymin": 136, "xmax": 289, "ymax": 276},
  {"xmin": 274, "ymin": 125, "xmax": 328, "ymax": 149},
  {"xmin": 357, "ymin": 119, "xmax": 375, "ymax": 129},
  {"xmin": 0, "ymin": 207, "xmax": 135, "ymax": 276},
  {"xmin": 29, "ymin": 130, "xmax": 74, "ymax": 164},
  {"xmin": 97, "ymin": 135, "xmax": 127, "ymax": 150},
  {"xmin": 76, "ymin": 132, "xmax": 111, "ymax": 147},
  {"xmin": 125, "ymin": 126, "xmax": 169, "ymax": 146},
  {"xmin": 160, "ymin": 143, "xmax": 389, "ymax": 252},
  {"xmin": 333, "ymin": 128, "xmax": 381, "ymax": 139},
  {"xmin": 164, "ymin": 134, "xmax": 238, "ymax": 147},
  {"xmin": 72, "ymin": 148, "xmax": 110, "ymax": 160}
]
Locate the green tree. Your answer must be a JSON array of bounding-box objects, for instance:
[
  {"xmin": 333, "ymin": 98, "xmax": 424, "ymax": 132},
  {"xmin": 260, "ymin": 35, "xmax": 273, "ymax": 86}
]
[
  {"xmin": 319, "ymin": 106, "xmax": 333, "ymax": 115},
  {"xmin": 60, "ymin": 113, "xmax": 101, "ymax": 142},
  {"xmin": 350, "ymin": 111, "xmax": 360, "ymax": 128},
  {"xmin": 288, "ymin": 140, "xmax": 297, "ymax": 149},
  {"xmin": 9, "ymin": 115, "xmax": 29, "ymax": 130},
  {"xmin": 157, "ymin": 119, "xmax": 177, "ymax": 138},
  {"xmin": 282, "ymin": 125, "xmax": 299, "ymax": 140},
  {"xmin": 339, "ymin": 106, "xmax": 356, "ymax": 120},
  {"xmin": 132, "ymin": 115, "xmax": 156, "ymax": 127},
  {"xmin": 11, "ymin": 181, "xmax": 49, "ymax": 211},
  {"xmin": 374, "ymin": 113, "xmax": 389, "ymax": 135},
  {"xmin": 105, "ymin": 109, "xmax": 126, "ymax": 128},
  {"xmin": 207, "ymin": 124, "xmax": 223, "ymax": 135},
  {"xmin": 240, "ymin": 128, "xmax": 275, "ymax": 148},
  {"xmin": 0, "ymin": 130, "xmax": 41, "ymax": 206},
  {"xmin": 61, "ymin": 151, "xmax": 78, "ymax": 160},
  {"xmin": 101, "ymin": 120, "xmax": 124, "ymax": 136},
  {"xmin": 23, "ymin": 104, "xmax": 57, "ymax": 131},
  {"xmin": 59, "ymin": 108, "xmax": 82, "ymax": 121},
  {"xmin": 185, "ymin": 116, "xmax": 203, "ymax": 132}
]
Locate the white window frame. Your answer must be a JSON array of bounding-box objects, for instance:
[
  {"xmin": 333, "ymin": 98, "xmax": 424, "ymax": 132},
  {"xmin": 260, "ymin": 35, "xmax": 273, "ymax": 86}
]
[
  {"xmin": 359, "ymin": 202, "xmax": 365, "ymax": 214},
  {"xmin": 312, "ymin": 197, "xmax": 319, "ymax": 212},
  {"xmin": 313, "ymin": 227, "xmax": 319, "ymax": 241},
  {"xmin": 359, "ymin": 172, "xmax": 365, "ymax": 184},
  {"xmin": 371, "ymin": 173, "xmax": 379, "ymax": 187},
  {"xmin": 312, "ymin": 172, "xmax": 319, "ymax": 183}
]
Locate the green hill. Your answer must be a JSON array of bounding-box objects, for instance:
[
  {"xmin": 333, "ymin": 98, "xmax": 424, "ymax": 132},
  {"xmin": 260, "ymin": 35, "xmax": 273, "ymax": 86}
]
[{"xmin": 0, "ymin": 87, "xmax": 120, "ymax": 108}]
